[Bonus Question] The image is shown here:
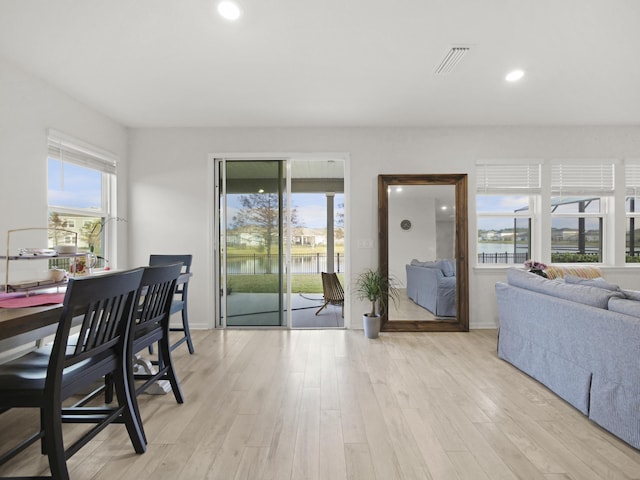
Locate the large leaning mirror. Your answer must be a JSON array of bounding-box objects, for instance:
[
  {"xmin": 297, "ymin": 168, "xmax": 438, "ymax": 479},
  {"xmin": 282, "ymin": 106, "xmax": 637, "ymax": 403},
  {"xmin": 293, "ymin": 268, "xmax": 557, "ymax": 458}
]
[{"xmin": 378, "ymin": 174, "xmax": 469, "ymax": 332}]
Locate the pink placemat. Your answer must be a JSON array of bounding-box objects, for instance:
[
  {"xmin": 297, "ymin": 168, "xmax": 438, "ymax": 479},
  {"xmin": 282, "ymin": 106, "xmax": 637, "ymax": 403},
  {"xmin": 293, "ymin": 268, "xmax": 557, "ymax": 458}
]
[{"xmin": 0, "ymin": 293, "xmax": 65, "ymax": 308}]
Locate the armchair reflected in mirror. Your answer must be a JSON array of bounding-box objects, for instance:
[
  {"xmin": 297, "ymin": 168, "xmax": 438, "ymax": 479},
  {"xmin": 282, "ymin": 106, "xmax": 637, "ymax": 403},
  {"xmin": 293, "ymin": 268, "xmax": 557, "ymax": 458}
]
[{"xmin": 378, "ymin": 174, "xmax": 469, "ymax": 332}]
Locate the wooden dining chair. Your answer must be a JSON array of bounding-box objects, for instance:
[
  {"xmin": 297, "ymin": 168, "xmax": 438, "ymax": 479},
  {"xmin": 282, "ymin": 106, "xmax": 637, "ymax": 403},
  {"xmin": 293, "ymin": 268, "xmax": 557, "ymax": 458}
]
[
  {"xmin": 130, "ymin": 263, "xmax": 185, "ymax": 409},
  {"xmin": 0, "ymin": 268, "xmax": 146, "ymax": 480},
  {"xmin": 315, "ymin": 272, "xmax": 344, "ymax": 317},
  {"xmin": 149, "ymin": 254, "xmax": 195, "ymax": 354}
]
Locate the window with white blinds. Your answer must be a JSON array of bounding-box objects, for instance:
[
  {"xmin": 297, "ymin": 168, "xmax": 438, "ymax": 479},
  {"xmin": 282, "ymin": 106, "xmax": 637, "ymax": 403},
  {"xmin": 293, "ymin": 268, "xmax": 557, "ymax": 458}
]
[
  {"xmin": 47, "ymin": 129, "xmax": 117, "ymax": 175},
  {"xmin": 625, "ymin": 161, "xmax": 640, "ymax": 196},
  {"xmin": 47, "ymin": 130, "xmax": 117, "ymax": 260},
  {"xmin": 550, "ymin": 161, "xmax": 614, "ymax": 196},
  {"xmin": 476, "ymin": 162, "xmax": 538, "ymax": 265},
  {"xmin": 476, "ymin": 162, "xmax": 541, "ymax": 193},
  {"xmin": 475, "ymin": 159, "xmax": 640, "ymax": 266}
]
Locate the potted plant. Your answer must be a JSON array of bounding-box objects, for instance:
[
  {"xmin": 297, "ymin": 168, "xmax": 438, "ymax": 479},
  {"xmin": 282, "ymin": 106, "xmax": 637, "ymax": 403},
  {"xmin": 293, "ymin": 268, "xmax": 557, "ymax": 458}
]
[{"xmin": 354, "ymin": 268, "xmax": 400, "ymax": 339}]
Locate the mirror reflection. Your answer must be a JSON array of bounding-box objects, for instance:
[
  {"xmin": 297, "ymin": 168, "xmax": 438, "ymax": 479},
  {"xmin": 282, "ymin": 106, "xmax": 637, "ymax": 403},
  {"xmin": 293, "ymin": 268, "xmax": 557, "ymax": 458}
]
[
  {"xmin": 378, "ymin": 174, "xmax": 468, "ymax": 332},
  {"xmin": 387, "ymin": 185, "xmax": 457, "ymax": 321}
]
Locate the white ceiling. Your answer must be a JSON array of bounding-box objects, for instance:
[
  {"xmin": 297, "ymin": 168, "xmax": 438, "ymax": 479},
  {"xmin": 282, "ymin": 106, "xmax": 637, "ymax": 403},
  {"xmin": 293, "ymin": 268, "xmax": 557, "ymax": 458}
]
[{"xmin": 1, "ymin": 0, "xmax": 639, "ymax": 128}]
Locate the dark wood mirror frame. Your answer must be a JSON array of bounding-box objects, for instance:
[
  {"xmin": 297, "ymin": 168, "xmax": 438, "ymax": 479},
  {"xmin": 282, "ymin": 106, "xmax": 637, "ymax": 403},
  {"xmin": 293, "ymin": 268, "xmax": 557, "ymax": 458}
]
[{"xmin": 378, "ymin": 174, "xmax": 469, "ymax": 332}]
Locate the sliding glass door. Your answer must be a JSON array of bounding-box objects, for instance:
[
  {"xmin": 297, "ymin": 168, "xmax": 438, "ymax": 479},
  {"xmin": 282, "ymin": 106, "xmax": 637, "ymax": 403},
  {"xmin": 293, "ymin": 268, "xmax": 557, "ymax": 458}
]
[{"xmin": 215, "ymin": 156, "xmax": 346, "ymax": 328}]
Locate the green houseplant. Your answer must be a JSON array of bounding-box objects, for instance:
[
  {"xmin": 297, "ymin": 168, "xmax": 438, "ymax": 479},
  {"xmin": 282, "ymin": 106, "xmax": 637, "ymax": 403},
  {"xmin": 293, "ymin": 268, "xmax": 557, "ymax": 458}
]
[{"xmin": 354, "ymin": 268, "xmax": 400, "ymax": 338}]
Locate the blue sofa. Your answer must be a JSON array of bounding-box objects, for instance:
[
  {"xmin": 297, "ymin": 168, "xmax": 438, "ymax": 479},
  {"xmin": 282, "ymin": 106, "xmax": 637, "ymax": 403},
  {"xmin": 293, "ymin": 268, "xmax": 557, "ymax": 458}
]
[
  {"xmin": 496, "ymin": 268, "xmax": 640, "ymax": 449},
  {"xmin": 405, "ymin": 259, "xmax": 456, "ymax": 317}
]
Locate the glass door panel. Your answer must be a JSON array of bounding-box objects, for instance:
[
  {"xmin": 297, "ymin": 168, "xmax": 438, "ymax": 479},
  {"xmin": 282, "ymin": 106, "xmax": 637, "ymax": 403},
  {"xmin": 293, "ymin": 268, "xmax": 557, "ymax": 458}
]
[{"xmin": 220, "ymin": 160, "xmax": 286, "ymax": 326}]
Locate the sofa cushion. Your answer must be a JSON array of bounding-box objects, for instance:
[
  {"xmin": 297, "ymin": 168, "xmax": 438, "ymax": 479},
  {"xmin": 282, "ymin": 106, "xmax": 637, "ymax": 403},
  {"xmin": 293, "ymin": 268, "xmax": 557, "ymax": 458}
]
[
  {"xmin": 409, "ymin": 259, "xmax": 455, "ymax": 277},
  {"xmin": 410, "ymin": 259, "xmax": 437, "ymax": 268},
  {"xmin": 506, "ymin": 268, "xmax": 624, "ymax": 309},
  {"xmin": 565, "ymin": 275, "xmax": 621, "ymax": 291},
  {"xmin": 621, "ymin": 289, "xmax": 640, "ymax": 301},
  {"xmin": 436, "ymin": 259, "xmax": 456, "ymax": 277},
  {"xmin": 608, "ymin": 297, "xmax": 640, "ymax": 318}
]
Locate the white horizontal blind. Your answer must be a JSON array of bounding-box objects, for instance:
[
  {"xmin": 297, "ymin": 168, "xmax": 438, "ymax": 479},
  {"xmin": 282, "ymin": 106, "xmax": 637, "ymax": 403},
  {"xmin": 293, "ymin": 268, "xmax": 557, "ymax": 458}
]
[
  {"xmin": 551, "ymin": 161, "xmax": 614, "ymax": 196},
  {"xmin": 625, "ymin": 161, "xmax": 640, "ymax": 196},
  {"xmin": 476, "ymin": 162, "xmax": 541, "ymax": 193},
  {"xmin": 47, "ymin": 129, "xmax": 117, "ymax": 174}
]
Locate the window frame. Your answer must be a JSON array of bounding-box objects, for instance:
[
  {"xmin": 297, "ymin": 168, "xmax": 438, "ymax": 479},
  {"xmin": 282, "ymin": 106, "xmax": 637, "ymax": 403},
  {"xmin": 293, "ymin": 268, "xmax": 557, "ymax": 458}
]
[
  {"xmin": 476, "ymin": 160, "xmax": 542, "ymax": 266},
  {"xmin": 476, "ymin": 159, "xmax": 631, "ymax": 268},
  {"xmin": 47, "ymin": 130, "xmax": 118, "ymax": 263}
]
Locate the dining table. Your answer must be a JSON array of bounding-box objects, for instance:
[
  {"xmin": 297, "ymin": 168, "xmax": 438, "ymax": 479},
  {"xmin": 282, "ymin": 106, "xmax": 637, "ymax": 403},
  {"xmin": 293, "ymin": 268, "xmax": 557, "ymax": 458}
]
[
  {"xmin": 0, "ymin": 271, "xmax": 191, "ymax": 351},
  {"xmin": 0, "ymin": 304, "xmax": 63, "ymax": 342}
]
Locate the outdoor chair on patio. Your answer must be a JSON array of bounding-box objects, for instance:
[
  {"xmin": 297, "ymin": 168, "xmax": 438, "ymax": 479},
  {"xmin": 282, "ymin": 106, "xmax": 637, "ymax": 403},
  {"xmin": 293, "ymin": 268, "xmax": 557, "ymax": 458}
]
[{"xmin": 315, "ymin": 272, "xmax": 344, "ymax": 317}]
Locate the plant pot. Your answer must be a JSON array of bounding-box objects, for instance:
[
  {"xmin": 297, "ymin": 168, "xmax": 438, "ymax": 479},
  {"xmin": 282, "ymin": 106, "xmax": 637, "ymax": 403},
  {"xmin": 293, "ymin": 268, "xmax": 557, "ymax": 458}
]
[{"xmin": 363, "ymin": 314, "xmax": 381, "ymax": 339}]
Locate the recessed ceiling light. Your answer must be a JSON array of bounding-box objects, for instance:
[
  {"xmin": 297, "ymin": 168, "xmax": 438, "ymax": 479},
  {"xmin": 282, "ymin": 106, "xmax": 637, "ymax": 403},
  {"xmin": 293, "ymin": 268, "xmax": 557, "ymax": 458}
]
[
  {"xmin": 218, "ymin": 1, "xmax": 242, "ymax": 21},
  {"xmin": 505, "ymin": 69, "xmax": 525, "ymax": 82}
]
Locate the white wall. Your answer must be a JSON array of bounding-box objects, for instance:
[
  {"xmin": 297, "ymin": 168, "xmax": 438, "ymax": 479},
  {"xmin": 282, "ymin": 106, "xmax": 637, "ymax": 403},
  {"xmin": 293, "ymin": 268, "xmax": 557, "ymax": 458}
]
[
  {"xmin": 3, "ymin": 54, "xmax": 640, "ymax": 331},
  {"xmin": 0, "ymin": 58, "xmax": 130, "ymax": 271},
  {"xmin": 128, "ymin": 126, "xmax": 640, "ymax": 330}
]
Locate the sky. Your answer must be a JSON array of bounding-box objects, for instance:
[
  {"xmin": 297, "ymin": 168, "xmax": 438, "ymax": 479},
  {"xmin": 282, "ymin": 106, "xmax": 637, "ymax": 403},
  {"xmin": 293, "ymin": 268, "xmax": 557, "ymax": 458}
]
[
  {"xmin": 226, "ymin": 192, "xmax": 344, "ymax": 229},
  {"xmin": 47, "ymin": 159, "xmax": 103, "ymax": 210},
  {"xmin": 49, "ymin": 160, "xmax": 343, "ymax": 230}
]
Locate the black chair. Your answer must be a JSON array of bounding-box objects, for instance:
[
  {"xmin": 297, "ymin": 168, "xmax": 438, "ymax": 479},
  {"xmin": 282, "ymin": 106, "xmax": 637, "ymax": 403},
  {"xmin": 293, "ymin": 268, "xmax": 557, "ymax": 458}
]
[
  {"xmin": 130, "ymin": 263, "xmax": 185, "ymax": 410},
  {"xmin": 0, "ymin": 268, "xmax": 146, "ymax": 480},
  {"xmin": 149, "ymin": 254, "xmax": 194, "ymax": 354}
]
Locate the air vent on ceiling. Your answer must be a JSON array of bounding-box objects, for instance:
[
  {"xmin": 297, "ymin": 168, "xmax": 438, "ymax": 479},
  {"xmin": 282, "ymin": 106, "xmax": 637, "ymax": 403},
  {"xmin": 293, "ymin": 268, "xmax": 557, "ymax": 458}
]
[{"xmin": 435, "ymin": 46, "xmax": 471, "ymax": 75}]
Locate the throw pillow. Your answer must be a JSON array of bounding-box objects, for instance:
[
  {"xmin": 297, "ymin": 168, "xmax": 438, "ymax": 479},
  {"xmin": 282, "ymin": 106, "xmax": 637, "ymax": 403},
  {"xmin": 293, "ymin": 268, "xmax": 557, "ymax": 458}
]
[{"xmin": 544, "ymin": 265, "xmax": 602, "ymax": 280}]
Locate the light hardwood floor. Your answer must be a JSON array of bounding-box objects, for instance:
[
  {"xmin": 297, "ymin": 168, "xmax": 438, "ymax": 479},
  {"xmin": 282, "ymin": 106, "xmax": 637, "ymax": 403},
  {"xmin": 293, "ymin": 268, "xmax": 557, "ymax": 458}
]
[{"xmin": 1, "ymin": 329, "xmax": 639, "ymax": 479}]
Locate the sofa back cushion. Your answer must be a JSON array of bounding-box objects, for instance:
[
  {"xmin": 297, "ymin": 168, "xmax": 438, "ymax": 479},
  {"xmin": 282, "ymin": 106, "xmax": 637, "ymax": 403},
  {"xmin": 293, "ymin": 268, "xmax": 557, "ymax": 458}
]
[
  {"xmin": 622, "ymin": 289, "xmax": 640, "ymax": 301},
  {"xmin": 507, "ymin": 268, "xmax": 624, "ymax": 309},
  {"xmin": 564, "ymin": 275, "xmax": 621, "ymax": 291},
  {"xmin": 436, "ymin": 259, "xmax": 456, "ymax": 277},
  {"xmin": 608, "ymin": 297, "xmax": 640, "ymax": 318},
  {"xmin": 409, "ymin": 258, "xmax": 455, "ymax": 277}
]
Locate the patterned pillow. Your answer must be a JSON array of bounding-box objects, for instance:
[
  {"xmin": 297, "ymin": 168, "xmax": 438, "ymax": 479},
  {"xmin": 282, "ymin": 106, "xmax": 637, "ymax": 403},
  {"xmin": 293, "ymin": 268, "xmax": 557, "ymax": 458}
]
[{"xmin": 544, "ymin": 265, "xmax": 602, "ymax": 280}]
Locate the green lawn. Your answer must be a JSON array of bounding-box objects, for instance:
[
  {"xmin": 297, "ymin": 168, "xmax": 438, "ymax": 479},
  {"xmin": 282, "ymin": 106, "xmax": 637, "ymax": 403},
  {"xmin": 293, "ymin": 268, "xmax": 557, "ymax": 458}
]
[{"xmin": 226, "ymin": 274, "xmax": 345, "ymax": 294}]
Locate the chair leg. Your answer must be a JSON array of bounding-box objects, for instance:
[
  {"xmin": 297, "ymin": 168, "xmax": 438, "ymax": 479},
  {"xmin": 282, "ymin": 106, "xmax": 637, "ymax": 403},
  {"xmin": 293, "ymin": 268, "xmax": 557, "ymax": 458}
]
[
  {"xmin": 180, "ymin": 306, "xmax": 195, "ymax": 354},
  {"xmin": 116, "ymin": 361, "xmax": 147, "ymax": 451},
  {"xmin": 315, "ymin": 301, "xmax": 328, "ymax": 316},
  {"xmin": 160, "ymin": 337, "xmax": 184, "ymax": 404},
  {"xmin": 42, "ymin": 401, "xmax": 70, "ymax": 480},
  {"xmin": 169, "ymin": 304, "xmax": 195, "ymax": 355}
]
